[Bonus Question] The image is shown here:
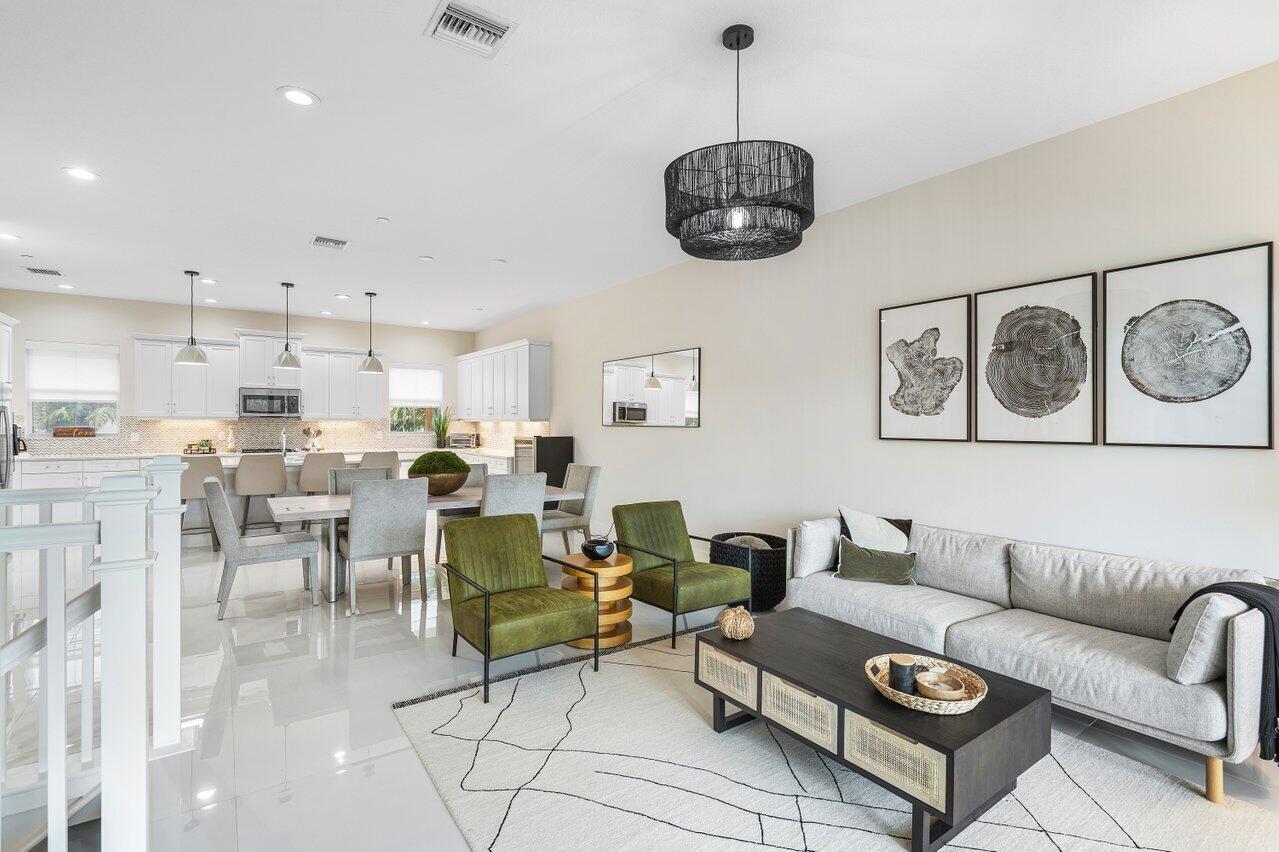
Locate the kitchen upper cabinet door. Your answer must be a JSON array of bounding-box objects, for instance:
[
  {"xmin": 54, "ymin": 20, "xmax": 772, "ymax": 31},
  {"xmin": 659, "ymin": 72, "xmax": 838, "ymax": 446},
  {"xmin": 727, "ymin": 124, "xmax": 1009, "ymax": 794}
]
[
  {"xmin": 602, "ymin": 368, "xmax": 617, "ymax": 423},
  {"xmin": 172, "ymin": 342, "xmax": 210, "ymax": 417},
  {"xmin": 456, "ymin": 360, "xmax": 474, "ymax": 419},
  {"xmin": 470, "ymin": 360, "xmax": 483, "ymax": 420},
  {"xmin": 480, "ymin": 354, "xmax": 497, "ymax": 419},
  {"xmin": 268, "ymin": 339, "xmax": 302, "ymax": 389},
  {"xmin": 328, "ymin": 352, "xmax": 357, "ymax": 419},
  {"xmin": 239, "ymin": 335, "xmax": 272, "ymax": 387},
  {"xmin": 502, "ymin": 348, "xmax": 521, "ymax": 419},
  {"xmin": 356, "ymin": 368, "xmax": 385, "ymax": 420},
  {"xmin": 205, "ymin": 344, "xmax": 240, "ymax": 418},
  {"xmin": 134, "ymin": 339, "xmax": 173, "ymax": 418},
  {"xmin": 300, "ymin": 351, "xmax": 329, "ymax": 418},
  {"xmin": 661, "ymin": 378, "xmax": 685, "ymax": 425},
  {"xmin": 0, "ymin": 323, "xmax": 12, "ymax": 385}
]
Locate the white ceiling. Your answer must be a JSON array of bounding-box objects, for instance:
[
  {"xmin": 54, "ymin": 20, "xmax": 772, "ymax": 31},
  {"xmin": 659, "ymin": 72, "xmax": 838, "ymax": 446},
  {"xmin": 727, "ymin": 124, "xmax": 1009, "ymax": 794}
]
[{"xmin": 2, "ymin": 1, "xmax": 1278, "ymax": 331}]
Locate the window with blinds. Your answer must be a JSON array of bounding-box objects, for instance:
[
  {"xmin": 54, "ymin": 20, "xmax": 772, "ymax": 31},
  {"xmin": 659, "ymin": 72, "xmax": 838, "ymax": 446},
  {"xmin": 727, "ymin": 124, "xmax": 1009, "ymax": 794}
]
[
  {"xmin": 26, "ymin": 341, "xmax": 121, "ymax": 434},
  {"xmin": 388, "ymin": 364, "xmax": 444, "ymax": 432}
]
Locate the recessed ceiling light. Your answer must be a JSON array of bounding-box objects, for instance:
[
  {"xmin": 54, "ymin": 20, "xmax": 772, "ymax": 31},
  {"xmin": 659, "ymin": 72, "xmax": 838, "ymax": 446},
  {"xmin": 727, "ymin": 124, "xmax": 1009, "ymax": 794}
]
[
  {"xmin": 56, "ymin": 283, "xmax": 74, "ymax": 290},
  {"xmin": 320, "ymin": 310, "xmax": 333, "ymax": 316},
  {"xmin": 204, "ymin": 298, "xmax": 217, "ymax": 304},
  {"xmin": 277, "ymin": 86, "xmax": 320, "ymax": 107},
  {"xmin": 200, "ymin": 278, "xmax": 216, "ymax": 285},
  {"xmin": 375, "ymin": 217, "xmax": 390, "ymax": 224},
  {"xmin": 419, "ymin": 320, "xmax": 430, "ymax": 325},
  {"xmin": 418, "ymin": 255, "xmax": 434, "ymax": 262},
  {"xmin": 334, "ymin": 293, "xmax": 350, "ymax": 300},
  {"xmin": 0, "ymin": 233, "xmax": 20, "ymax": 241},
  {"xmin": 63, "ymin": 166, "xmax": 99, "ymax": 181},
  {"xmin": 490, "ymin": 258, "xmax": 507, "ymax": 265}
]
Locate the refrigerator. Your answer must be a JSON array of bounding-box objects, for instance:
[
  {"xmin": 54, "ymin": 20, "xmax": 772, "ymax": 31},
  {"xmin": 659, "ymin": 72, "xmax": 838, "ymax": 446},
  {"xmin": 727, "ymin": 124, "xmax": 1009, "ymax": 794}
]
[
  {"xmin": 0, "ymin": 382, "xmax": 13, "ymax": 491},
  {"xmin": 513, "ymin": 436, "xmax": 574, "ymax": 509}
]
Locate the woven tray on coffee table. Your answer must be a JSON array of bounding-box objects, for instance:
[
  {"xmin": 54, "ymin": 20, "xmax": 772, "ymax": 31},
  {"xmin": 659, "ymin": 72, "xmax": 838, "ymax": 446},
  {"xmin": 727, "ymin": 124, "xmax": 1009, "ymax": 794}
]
[{"xmin": 865, "ymin": 653, "xmax": 988, "ymax": 715}]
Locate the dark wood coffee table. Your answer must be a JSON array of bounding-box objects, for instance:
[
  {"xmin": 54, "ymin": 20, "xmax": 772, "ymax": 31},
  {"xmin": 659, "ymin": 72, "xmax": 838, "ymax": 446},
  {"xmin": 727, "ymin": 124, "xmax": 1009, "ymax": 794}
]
[{"xmin": 694, "ymin": 608, "xmax": 1051, "ymax": 852}]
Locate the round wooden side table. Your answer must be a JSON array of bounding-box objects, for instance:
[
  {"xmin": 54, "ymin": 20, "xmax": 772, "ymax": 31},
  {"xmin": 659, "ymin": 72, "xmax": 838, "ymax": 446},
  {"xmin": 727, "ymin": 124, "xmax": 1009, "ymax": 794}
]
[{"xmin": 560, "ymin": 552, "xmax": 633, "ymax": 650}]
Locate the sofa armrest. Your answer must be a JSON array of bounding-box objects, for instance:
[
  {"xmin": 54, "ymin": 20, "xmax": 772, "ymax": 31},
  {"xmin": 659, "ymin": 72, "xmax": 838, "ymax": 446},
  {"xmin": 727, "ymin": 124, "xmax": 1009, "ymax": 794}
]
[{"xmin": 1224, "ymin": 607, "xmax": 1265, "ymax": 763}]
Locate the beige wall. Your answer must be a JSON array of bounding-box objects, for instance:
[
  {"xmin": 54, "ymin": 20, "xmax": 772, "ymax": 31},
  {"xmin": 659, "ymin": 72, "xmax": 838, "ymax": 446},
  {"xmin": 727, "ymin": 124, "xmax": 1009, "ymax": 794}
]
[
  {"xmin": 478, "ymin": 62, "xmax": 1279, "ymax": 577},
  {"xmin": 0, "ymin": 287, "xmax": 475, "ymax": 421}
]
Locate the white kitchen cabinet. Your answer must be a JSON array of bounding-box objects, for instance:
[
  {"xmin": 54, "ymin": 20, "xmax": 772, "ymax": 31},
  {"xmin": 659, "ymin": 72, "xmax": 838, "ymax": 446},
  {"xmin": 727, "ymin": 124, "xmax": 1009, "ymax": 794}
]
[
  {"xmin": 134, "ymin": 336, "xmax": 240, "ymax": 419},
  {"xmin": 237, "ymin": 331, "xmax": 303, "ymax": 389},
  {"xmin": 301, "ymin": 350, "xmax": 330, "ymax": 418},
  {"xmin": 328, "ymin": 352, "xmax": 357, "ymax": 418},
  {"xmin": 356, "ymin": 369, "xmax": 386, "ymax": 420},
  {"xmin": 205, "ymin": 344, "xmax": 240, "ymax": 418},
  {"xmin": 0, "ymin": 312, "xmax": 17, "ymax": 385},
  {"xmin": 454, "ymin": 340, "xmax": 550, "ymax": 422}
]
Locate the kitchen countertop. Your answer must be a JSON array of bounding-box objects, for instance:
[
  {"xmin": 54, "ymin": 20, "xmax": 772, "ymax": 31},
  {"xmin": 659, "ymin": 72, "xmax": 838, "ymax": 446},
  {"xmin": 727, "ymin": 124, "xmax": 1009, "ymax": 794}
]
[{"xmin": 16, "ymin": 446, "xmax": 516, "ymax": 464}]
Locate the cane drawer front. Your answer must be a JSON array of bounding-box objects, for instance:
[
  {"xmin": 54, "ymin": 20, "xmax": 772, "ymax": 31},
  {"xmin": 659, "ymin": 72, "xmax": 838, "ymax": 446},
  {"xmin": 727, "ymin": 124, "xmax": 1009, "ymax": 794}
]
[
  {"xmin": 697, "ymin": 642, "xmax": 758, "ymax": 710},
  {"xmin": 843, "ymin": 710, "xmax": 948, "ymax": 812},
  {"xmin": 761, "ymin": 671, "xmax": 838, "ymax": 753}
]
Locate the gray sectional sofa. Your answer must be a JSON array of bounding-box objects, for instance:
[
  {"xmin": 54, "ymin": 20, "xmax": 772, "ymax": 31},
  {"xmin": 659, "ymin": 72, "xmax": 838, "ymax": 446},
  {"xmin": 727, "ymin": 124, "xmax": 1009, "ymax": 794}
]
[{"xmin": 782, "ymin": 517, "xmax": 1267, "ymax": 802}]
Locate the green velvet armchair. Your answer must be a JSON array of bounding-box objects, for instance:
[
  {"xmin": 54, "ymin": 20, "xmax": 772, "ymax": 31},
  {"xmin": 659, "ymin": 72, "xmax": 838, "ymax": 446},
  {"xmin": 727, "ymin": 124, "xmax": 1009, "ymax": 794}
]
[
  {"xmin": 442, "ymin": 513, "xmax": 600, "ymax": 702},
  {"xmin": 612, "ymin": 501, "xmax": 753, "ymax": 647}
]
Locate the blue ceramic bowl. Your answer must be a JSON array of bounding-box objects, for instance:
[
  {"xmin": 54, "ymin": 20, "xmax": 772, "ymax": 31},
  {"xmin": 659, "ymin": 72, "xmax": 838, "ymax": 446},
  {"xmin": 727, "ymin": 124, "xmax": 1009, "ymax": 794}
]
[{"xmin": 581, "ymin": 538, "xmax": 616, "ymax": 560}]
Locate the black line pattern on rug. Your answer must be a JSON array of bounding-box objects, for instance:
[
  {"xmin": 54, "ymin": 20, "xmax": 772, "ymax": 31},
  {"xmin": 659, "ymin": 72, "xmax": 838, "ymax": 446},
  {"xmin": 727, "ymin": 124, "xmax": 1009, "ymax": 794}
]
[
  {"xmin": 457, "ymin": 679, "xmax": 521, "ymax": 794},
  {"xmin": 1048, "ymin": 752, "xmax": 1144, "ymax": 848},
  {"xmin": 766, "ymin": 723, "xmax": 809, "ymax": 794},
  {"xmin": 1011, "ymin": 791, "xmax": 1062, "ymax": 852},
  {"xmin": 601, "ymin": 659, "xmax": 694, "ymax": 673}
]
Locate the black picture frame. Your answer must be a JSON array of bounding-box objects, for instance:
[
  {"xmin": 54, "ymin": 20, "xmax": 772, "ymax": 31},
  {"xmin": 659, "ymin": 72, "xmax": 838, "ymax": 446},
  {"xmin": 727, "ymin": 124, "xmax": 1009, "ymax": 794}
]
[
  {"xmin": 1102, "ymin": 242, "xmax": 1273, "ymax": 449},
  {"xmin": 600, "ymin": 346, "xmax": 701, "ymax": 428},
  {"xmin": 878, "ymin": 293, "xmax": 972, "ymax": 442},
  {"xmin": 973, "ymin": 273, "xmax": 1098, "ymax": 446}
]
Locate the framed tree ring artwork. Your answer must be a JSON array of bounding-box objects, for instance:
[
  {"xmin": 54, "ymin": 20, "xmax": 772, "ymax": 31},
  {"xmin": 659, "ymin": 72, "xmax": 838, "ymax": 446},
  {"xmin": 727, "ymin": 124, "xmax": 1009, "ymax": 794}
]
[
  {"xmin": 1103, "ymin": 242, "xmax": 1272, "ymax": 448},
  {"xmin": 879, "ymin": 294, "xmax": 971, "ymax": 441},
  {"xmin": 975, "ymin": 273, "xmax": 1096, "ymax": 444}
]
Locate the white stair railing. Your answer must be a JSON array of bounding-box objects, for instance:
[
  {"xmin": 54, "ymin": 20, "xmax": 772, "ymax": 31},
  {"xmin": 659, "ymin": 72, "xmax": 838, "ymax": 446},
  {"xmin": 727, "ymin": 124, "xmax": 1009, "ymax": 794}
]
[{"xmin": 0, "ymin": 466, "xmax": 181, "ymax": 852}]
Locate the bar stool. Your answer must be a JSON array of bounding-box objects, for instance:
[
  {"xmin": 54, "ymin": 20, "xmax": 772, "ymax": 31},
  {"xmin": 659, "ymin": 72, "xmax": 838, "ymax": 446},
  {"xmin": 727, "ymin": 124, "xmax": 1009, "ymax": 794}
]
[
  {"xmin": 180, "ymin": 455, "xmax": 227, "ymax": 550},
  {"xmin": 234, "ymin": 453, "xmax": 288, "ymax": 536},
  {"xmin": 297, "ymin": 452, "xmax": 347, "ymax": 531},
  {"xmin": 359, "ymin": 451, "xmax": 400, "ymax": 477}
]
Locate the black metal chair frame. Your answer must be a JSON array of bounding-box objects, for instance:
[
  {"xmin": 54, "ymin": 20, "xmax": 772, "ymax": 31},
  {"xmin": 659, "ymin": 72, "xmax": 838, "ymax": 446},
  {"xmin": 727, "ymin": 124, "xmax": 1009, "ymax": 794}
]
[
  {"xmin": 444, "ymin": 556, "xmax": 601, "ymax": 703},
  {"xmin": 614, "ymin": 534, "xmax": 754, "ymax": 648}
]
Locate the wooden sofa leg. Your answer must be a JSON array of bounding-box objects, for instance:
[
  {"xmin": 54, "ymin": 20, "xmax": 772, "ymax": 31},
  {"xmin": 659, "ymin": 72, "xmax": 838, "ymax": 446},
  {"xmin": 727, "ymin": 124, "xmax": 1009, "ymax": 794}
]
[{"xmin": 1205, "ymin": 756, "xmax": 1224, "ymax": 804}]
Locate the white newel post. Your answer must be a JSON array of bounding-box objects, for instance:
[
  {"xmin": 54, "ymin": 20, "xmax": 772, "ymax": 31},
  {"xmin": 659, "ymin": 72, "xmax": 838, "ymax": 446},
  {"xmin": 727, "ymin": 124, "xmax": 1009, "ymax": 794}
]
[
  {"xmin": 146, "ymin": 455, "xmax": 186, "ymax": 750},
  {"xmin": 86, "ymin": 475, "xmax": 157, "ymax": 852}
]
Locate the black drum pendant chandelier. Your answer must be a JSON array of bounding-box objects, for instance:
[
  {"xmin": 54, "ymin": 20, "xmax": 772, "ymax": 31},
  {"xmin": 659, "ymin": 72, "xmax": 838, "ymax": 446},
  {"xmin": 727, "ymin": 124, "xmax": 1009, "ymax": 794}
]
[{"xmin": 663, "ymin": 24, "xmax": 814, "ymax": 261}]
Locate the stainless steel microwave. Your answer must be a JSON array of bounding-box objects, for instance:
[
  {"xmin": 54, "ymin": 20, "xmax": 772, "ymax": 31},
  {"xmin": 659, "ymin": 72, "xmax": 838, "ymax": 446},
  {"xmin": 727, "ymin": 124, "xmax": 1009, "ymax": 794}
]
[
  {"xmin": 612, "ymin": 401, "xmax": 647, "ymax": 424},
  {"xmin": 239, "ymin": 387, "xmax": 301, "ymax": 417}
]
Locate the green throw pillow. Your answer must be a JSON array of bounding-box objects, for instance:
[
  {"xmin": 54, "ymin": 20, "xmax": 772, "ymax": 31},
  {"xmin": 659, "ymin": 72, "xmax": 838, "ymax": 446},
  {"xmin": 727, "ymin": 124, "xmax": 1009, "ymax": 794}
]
[{"xmin": 834, "ymin": 536, "xmax": 916, "ymax": 585}]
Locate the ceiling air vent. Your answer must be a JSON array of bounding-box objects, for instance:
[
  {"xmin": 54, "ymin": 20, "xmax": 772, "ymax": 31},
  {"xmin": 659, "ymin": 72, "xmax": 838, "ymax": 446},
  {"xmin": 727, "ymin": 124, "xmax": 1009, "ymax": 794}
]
[
  {"xmin": 25, "ymin": 267, "xmax": 62, "ymax": 276},
  {"xmin": 312, "ymin": 236, "xmax": 348, "ymax": 250},
  {"xmin": 425, "ymin": 1, "xmax": 515, "ymax": 59}
]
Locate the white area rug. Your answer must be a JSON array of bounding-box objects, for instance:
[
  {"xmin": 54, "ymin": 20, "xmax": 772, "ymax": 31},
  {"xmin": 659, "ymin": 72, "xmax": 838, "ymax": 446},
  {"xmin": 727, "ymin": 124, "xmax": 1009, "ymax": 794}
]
[{"xmin": 394, "ymin": 634, "xmax": 1278, "ymax": 851}]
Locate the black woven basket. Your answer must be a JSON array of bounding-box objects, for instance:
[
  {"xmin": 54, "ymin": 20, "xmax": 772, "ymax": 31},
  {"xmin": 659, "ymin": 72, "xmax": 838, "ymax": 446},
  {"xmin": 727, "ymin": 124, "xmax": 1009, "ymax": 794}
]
[{"xmin": 709, "ymin": 531, "xmax": 787, "ymax": 612}]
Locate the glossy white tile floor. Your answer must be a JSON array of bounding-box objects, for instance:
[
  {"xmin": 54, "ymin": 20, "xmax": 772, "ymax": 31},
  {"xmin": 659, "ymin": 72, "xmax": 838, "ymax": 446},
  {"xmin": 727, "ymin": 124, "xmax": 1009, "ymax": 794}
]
[{"xmin": 3, "ymin": 528, "xmax": 1277, "ymax": 850}]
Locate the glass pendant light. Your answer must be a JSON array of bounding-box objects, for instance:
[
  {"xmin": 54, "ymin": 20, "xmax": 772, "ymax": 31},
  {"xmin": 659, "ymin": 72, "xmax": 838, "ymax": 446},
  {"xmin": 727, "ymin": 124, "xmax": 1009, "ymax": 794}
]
[
  {"xmin": 273, "ymin": 282, "xmax": 302, "ymax": 370},
  {"xmin": 173, "ymin": 270, "xmax": 208, "ymax": 365},
  {"xmin": 644, "ymin": 355, "xmax": 662, "ymax": 390},
  {"xmin": 358, "ymin": 292, "xmax": 384, "ymax": 374}
]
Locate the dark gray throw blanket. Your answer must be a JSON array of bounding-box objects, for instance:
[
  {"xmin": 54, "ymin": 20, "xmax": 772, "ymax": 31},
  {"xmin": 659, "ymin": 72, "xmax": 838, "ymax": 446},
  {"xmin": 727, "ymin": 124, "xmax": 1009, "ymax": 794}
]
[{"xmin": 1171, "ymin": 582, "xmax": 1279, "ymax": 763}]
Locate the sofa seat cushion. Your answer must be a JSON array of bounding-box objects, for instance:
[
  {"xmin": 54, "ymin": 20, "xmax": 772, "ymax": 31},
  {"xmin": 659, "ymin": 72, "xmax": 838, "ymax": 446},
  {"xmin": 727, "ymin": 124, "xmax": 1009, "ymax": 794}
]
[
  {"xmin": 947, "ymin": 608, "xmax": 1226, "ymax": 741},
  {"xmin": 632, "ymin": 561, "xmax": 751, "ymax": 614},
  {"xmin": 787, "ymin": 571, "xmax": 1003, "ymax": 653},
  {"xmin": 454, "ymin": 587, "xmax": 597, "ymax": 659}
]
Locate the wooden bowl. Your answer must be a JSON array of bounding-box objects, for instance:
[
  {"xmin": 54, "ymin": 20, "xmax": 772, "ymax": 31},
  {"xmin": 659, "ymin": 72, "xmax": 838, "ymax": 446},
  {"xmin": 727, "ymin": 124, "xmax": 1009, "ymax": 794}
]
[
  {"xmin": 408, "ymin": 471, "xmax": 467, "ymax": 495},
  {"xmin": 915, "ymin": 670, "xmax": 966, "ymax": 701}
]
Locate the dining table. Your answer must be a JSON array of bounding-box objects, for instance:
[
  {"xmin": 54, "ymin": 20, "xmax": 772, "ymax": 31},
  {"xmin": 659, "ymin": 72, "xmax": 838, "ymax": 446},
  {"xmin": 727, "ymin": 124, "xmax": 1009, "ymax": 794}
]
[{"xmin": 266, "ymin": 483, "xmax": 584, "ymax": 613}]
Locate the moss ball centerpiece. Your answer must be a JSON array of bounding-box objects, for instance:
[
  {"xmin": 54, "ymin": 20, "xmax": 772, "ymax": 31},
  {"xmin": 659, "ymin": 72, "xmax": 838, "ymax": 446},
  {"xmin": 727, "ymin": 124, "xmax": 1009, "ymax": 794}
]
[{"xmin": 408, "ymin": 451, "xmax": 471, "ymax": 496}]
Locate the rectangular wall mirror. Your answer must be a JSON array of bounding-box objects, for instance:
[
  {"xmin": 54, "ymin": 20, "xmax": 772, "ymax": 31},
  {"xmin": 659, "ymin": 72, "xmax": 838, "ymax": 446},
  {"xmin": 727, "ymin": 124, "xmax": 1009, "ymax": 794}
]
[{"xmin": 602, "ymin": 347, "xmax": 700, "ymax": 427}]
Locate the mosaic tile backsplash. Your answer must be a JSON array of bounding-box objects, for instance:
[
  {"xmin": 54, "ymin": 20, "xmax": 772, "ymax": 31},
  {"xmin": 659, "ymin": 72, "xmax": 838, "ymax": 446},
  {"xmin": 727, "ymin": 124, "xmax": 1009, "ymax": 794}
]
[{"xmin": 24, "ymin": 416, "xmax": 550, "ymax": 456}]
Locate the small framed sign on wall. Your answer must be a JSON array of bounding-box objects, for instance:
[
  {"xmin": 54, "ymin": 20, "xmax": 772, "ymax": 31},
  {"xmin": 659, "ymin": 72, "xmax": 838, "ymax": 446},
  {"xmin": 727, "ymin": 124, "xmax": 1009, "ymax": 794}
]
[
  {"xmin": 879, "ymin": 294, "xmax": 971, "ymax": 441},
  {"xmin": 1103, "ymin": 242, "xmax": 1273, "ymax": 449},
  {"xmin": 974, "ymin": 273, "xmax": 1097, "ymax": 444}
]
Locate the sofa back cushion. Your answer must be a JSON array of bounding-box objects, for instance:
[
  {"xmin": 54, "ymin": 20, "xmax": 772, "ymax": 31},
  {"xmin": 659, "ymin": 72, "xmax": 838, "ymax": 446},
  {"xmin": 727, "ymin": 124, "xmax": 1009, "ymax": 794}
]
[
  {"xmin": 908, "ymin": 524, "xmax": 1013, "ymax": 608},
  {"xmin": 1009, "ymin": 542, "xmax": 1263, "ymax": 641}
]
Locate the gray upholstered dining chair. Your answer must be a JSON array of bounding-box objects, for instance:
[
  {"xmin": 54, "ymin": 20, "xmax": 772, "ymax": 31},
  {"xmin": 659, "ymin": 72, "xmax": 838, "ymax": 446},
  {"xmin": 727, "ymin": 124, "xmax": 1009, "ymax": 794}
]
[
  {"xmin": 540, "ymin": 464, "xmax": 601, "ymax": 553},
  {"xmin": 433, "ymin": 462, "xmax": 487, "ymax": 564},
  {"xmin": 234, "ymin": 453, "xmax": 288, "ymax": 536},
  {"xmin": 329, "ymin": 465, "xmax": 391, "ymax": 495},
  {"xmin": 203, "ymin": 478, "xmax": 320, "ymax": 620},
  {"xmin": 180, "ymin": 455, "xmax": 226, "ymax": 550},
  {"xmin": 435, "ymin": 472, "xmax": 548, "ymax": 565},
  {"xmin": 339, "ymin": 477, "xmax": 430, "ymax": 608},
  {"xmin": 359, "ymin": 451, "xmax": 401, "ymax": 477}
]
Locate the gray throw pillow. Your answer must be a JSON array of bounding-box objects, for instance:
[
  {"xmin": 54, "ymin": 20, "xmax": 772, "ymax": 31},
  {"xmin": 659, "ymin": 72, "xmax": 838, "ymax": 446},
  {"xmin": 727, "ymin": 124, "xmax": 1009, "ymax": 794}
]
[
  {"xmin": 1167, "ymin": 593, "xmax": 1248, "ymax": 684},
  {"xmin": 726, "ymin": 535, "xmax": 771, "ymax": 550},
  {"xmin": 834, "ymin": 536, "xmax": 916, "ymax": 585}
]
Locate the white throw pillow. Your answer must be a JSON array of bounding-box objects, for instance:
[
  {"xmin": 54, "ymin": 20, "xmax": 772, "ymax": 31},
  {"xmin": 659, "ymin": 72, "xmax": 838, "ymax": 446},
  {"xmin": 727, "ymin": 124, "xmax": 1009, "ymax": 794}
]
[
  {"xmin": 838, "ymin": 505, "xmax": 908, "ymax": 553},
  {"xmin": 1167, "ymin": 593, "xmax": 1248, "ymax": 684},
  {"xmin": 793, "ymin": 518, "xmax": 840, "ymax": 578}
]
